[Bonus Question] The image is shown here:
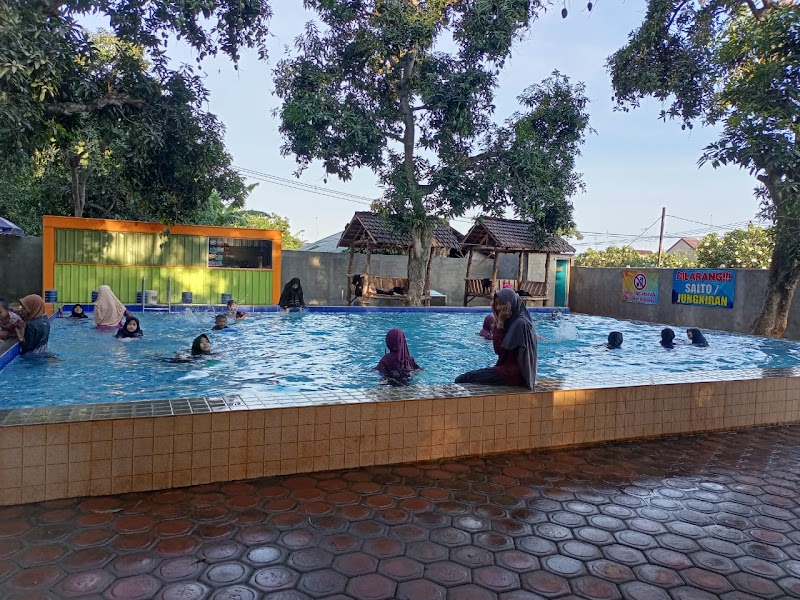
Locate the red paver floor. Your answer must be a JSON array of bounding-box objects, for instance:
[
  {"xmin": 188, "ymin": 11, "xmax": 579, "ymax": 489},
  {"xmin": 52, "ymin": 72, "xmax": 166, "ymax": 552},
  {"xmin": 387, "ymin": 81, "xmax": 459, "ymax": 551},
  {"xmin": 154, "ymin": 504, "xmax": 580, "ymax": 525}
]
[{"xmin": 3, "ymin": 426, "xmax": 800, "ymax": 599}]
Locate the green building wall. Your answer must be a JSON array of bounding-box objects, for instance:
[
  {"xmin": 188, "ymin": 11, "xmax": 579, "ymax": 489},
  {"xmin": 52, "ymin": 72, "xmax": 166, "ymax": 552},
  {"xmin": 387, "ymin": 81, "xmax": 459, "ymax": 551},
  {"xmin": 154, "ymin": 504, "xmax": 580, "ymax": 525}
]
[{"xmin": 54, "ymin": 229, "xmax": 274, "ymax": 305}]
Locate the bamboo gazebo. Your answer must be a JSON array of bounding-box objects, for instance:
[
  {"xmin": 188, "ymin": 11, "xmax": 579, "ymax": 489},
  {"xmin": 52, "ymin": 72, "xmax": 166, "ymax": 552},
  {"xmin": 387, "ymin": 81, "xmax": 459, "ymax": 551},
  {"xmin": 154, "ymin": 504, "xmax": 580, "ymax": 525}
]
[
  {"xmin": 461, "ymin": 217, "xmax": 575, "ymax": 306},
  {"xmin": 337, "ymin": 212, "xmax": 461, "ymax": 305}
]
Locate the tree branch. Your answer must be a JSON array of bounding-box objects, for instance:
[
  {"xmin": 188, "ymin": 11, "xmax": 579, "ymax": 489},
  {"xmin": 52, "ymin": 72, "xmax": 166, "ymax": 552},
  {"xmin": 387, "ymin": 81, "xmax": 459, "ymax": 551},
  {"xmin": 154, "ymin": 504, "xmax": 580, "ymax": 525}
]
[
  {"xmin": 41, "ymin": 0, "xmax": 69, "ymax": 17},
  {"xmin": 386, "ymin": 132, "xmax": 404, "ymax": 143},
  {"xmin": 44, "ymin": 93, "xmax": 146, "ymax": 117},
  {"xmin": 411, "ymin": 105, "xmax": 429, "ymax": 112}
]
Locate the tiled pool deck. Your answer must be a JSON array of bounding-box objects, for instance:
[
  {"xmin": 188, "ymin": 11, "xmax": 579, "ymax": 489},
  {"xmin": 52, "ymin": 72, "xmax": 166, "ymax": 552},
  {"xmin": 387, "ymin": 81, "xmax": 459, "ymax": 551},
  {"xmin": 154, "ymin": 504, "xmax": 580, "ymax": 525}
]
[{"xmin": 3, "ymin": 425, "xmax": 800, "ymax": 600}]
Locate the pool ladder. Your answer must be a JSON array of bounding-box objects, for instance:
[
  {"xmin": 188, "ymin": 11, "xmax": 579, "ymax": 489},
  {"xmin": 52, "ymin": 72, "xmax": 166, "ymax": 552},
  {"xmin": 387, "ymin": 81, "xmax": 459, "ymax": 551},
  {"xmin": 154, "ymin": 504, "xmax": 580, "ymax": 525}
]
[{"xmin": 140, "ymin": 276, "xmax": 172, "ymax": 313}]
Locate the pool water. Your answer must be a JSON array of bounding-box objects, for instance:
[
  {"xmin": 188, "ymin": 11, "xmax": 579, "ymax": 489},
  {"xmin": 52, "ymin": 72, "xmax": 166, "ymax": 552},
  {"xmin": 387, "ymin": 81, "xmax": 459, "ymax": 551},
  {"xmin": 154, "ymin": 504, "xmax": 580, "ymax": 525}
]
[{"xmin": 1, "ymin": 311, "xmax": 800, "ymax": 408}]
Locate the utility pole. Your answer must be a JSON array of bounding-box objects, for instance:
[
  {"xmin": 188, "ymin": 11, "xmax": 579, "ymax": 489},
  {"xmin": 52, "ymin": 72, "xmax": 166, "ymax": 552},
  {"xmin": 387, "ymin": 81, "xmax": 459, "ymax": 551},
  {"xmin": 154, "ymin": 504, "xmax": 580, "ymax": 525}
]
[{"xmin": 657, "ymin": 207, "xmax": 666, "ymax": 267}]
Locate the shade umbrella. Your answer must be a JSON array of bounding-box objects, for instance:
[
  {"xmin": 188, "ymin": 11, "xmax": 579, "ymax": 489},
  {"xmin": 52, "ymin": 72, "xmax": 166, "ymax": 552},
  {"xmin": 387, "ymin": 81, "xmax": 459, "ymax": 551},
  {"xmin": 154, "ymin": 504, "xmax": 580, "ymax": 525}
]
[{"xmin": 0, "ymin": 217, "xmax": 25, "ymax": 236}]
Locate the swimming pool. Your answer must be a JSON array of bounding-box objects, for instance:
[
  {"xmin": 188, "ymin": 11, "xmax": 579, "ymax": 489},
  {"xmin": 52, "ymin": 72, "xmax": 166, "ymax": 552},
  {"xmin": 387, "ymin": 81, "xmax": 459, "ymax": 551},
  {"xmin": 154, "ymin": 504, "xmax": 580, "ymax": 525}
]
[{"xmin": 1, "ymin": 309, "xmax": 800, "ymax": 409}]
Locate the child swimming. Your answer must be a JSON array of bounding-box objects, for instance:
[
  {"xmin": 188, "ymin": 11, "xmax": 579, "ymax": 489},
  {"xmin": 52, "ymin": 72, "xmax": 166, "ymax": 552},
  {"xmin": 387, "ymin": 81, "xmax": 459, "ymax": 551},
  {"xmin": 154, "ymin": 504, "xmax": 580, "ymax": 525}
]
[
  {"xmin": 226, "ymin": 300, "xmax": 248, "ymax": 321},
  {"xmin": 116, "ymin": 317, "xmax": 143, "ymax": 339},
  {"xmin": 69, "ymin": 304, "xmax": 89, "ymax": 319},
  {"xmin": 212, "ymin": 314, "xmax": 229, "ymax": 331}
]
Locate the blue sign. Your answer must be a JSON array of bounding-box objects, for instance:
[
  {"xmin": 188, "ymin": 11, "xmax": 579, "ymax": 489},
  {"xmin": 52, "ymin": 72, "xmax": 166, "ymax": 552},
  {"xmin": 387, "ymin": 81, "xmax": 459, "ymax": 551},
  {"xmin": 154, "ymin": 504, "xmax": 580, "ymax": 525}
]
[{"xmin": 672, "ymin": 269, "xmax": 736, "ymax": 309}]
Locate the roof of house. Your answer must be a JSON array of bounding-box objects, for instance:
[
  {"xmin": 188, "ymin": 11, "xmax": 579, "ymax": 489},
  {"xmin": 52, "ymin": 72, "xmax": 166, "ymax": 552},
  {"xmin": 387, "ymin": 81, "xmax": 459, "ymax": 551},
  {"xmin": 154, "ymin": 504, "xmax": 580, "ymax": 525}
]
[
  {"xmin": 337, "ymin": 211, "xmax": 462, "ymax": 249},
  {"xmin": 461, "ymin": 217, "xmax": 576, "ymax": 254},
  {"xmin": 666, "ymin": 237, "xmax": 700, "ymax": 253},
  {"xmin": 298, "ymin": 232, "xmax": 344, "ymax": 253}
]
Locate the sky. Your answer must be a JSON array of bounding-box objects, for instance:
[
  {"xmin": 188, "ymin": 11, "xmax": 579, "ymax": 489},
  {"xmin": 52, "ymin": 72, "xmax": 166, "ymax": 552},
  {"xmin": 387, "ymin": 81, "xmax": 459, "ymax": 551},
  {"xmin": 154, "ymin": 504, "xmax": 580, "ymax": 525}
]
[{"xmin": 133, "ymin": 1, "xmax": 763, "ymax": 251}]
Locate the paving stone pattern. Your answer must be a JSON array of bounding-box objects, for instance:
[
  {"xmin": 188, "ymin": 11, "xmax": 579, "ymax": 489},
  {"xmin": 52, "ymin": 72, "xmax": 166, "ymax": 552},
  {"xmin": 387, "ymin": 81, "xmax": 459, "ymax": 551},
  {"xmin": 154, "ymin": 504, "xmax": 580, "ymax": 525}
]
[{"xmin": 4, "ymin": 425, "xmax": 800, "ymax": 599}]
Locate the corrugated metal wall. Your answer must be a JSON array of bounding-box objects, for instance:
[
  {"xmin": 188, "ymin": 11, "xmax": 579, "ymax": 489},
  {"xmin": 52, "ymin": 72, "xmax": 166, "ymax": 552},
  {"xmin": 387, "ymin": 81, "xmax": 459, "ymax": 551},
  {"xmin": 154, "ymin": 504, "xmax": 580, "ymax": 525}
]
[
  {"xmin": 53, "ymin": 229, "xmax": 273, "ymax": 304},
  {"xmin": 54, "ymin": 265, "xmax": 273, "ymax": 305},
  {"xmin": 55, "ymin": 230, "xmax": 207, "ymax": 266}
]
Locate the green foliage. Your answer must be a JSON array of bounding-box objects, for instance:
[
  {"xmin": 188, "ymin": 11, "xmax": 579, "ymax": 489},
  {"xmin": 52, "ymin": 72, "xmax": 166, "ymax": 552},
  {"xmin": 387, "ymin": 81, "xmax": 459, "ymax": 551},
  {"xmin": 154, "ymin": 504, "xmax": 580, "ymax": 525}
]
[
  {"xmin": 274, "ymin": 0, "xmax": 590, "ymax": 245},
  {"xmin": 576, "ymin": 225, "xmax": 774, "ymax": 269},
  {"xmin": 695, "ymin": 224, "xmax": 774, "ymax": 269},
  {"xmin": 196, "ymin": 195, "xmax": 304, "ymax": 250},
  {"xmin": 607, "ymin": 0, "xmax": 800, "ymax": 333}
]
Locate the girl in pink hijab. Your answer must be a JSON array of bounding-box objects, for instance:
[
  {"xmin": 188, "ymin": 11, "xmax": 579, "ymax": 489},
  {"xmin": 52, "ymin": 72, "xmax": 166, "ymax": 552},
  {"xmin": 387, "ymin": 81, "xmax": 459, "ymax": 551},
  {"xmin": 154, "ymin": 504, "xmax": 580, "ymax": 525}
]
[
  {"xmin": 478, "ymin": 314, "xmax": 496, "ymax": 340},
  {"xmin": 375, "ymin": 328, "xmax": 421, "ymax": 381}
]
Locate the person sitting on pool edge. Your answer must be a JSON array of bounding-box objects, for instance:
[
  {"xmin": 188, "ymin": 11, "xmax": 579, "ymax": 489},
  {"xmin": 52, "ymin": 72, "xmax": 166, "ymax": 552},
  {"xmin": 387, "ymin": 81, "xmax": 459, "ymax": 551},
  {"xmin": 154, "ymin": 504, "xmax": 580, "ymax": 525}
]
[
  {"xmin": 0, "ymin": 298, "xmax": 22, "ymax": 340},
  {"xmin": 212, "ymin": 314, "xmax": 229, "ymax": 331},
  {"xmin": 606, "ymin": 331, "xmax": 623, "ymax": 349},
  {"xmin": 376, "ymin": 328, "xmax": 421, "ymax": 383},
  {"xmin": 455, "ymin": 288, "xmax": 537, "ymax": 390},
  {"xmin": 661, "ymin": 328, "xmax": 676, "ymax": 349},
  {"xmin": 69, "ymin": 303, "xmax": 89, "ymax": 319},
  {"xmin": 94, "ymin": 285, "xmax": 132, "ymax": 328},
  {"xmin": 15, "ymin": 294, "xmax": 50, "ymax": 355},
  {"xmin": 226, "ymin": 299, "xmax": 248, "ymax": 321},
  {"xmin": 687, "ymin": 328, "xmax": 709, "ymax": 347},
  {"xmin": 116, "ymin": 317, "xmax": 143, "ymax": 339},
  {"xmin": 279, "ymin": 277, "xmax": 306, "ymax": 312}
]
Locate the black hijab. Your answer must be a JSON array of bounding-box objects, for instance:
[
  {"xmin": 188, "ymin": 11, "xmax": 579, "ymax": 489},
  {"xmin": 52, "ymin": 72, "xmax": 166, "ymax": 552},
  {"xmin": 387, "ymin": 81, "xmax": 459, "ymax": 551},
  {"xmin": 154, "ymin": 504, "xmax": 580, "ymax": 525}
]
[
  {"xmin": 191, "ymin": 334, "xmax": 211, "ymax": 355},
  {"xmin": 688, "ymin": 328, "xmax": 709, "ymax": 347},
  {"xmin": 70, "ymin": 303, "xmax": 89, "ymax": 318},
  {"xmin": 661, "ymin": 328, "xmax": 675, "ymax": 348},
  {"xmin": 279, "ymin": 278, "xmax": 305, "ymax": 308},
  {"xmin": 494, "ymin": 288, "xmax": 537, "ymax": 390},
  {"xmin": 607, "ymin": 331, "xmax": 623, "ymax": 349},
  {"xmin": 116, "ymin": 317, "xmax": 143, "ymax": 338}
]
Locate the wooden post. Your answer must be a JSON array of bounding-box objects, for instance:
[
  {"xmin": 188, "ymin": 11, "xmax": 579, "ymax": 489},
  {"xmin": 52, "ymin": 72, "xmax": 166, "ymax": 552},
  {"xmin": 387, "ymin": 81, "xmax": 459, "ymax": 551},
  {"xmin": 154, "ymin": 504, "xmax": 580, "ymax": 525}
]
[
  {"xmin": 491, "ymin": 249, "xmax": 499, "ymax": 290},
  {"xmin": 543, "ymin": 252, "xmax": 552, "ymax": 307},
  {"xmin": 517, "ymin": 252, "xmax": 524, "ymax": 289},
  {"xmin": 424, "ymin": 249, "xmax": 434, "ymax": 306},
  {"xmin": 347, "ymin": 246, "xmax": 355, "ymax": 304},
  {"xmin": 463, "ymin": 248, "xmax": 474, "ymax": 306}
]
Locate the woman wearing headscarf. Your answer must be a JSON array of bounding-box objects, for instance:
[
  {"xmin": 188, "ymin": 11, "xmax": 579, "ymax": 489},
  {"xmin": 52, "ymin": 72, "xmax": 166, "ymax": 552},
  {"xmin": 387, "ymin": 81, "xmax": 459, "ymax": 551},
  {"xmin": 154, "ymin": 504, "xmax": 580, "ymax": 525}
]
[
  {"xmin": 69, "ymin": 303, "xmax": 89, "ymax": 319},
  {"xmin": 478, "ymin": 314, "xmax": 496, "ymax": 340},
  {"xmin": 376, "ymin": 328, "xmax": 421, "ymax": 381},
  {"xmin": 15, "ymin": 295, "xmax": 50, "ymax": 355},
  {"xmin": 279, "ymin": 278, "xmax": 306, "ymax": 312},
  {"xmin": 606, "ymin": 332, "xmax": 623, "ymax": 349},
  {"xmin": 687, "ymin": 328, "xmax": 709, "ymax": 347},
  {"xmin": 456, "ymin": 288, "xmax": 537, "ymax": 390},
  {"xmin": 661, "ymin": 328, "xmax": 676, "ymax": 348},
  {"xmin": 94, "ymin": 285, "xmax": 131, "ymax": 327},
  {"xmin": 115, "ymin": 317, "xmax": 143, "ymax": 339}
]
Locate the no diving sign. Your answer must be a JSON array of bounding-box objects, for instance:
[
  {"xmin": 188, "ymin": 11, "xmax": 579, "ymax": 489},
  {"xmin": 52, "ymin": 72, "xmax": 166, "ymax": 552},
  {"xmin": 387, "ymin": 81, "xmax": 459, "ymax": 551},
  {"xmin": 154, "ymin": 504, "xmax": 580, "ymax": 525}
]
[{"xmin": 622, "ymin": 270, "xmax": 660, "ymax": 305}]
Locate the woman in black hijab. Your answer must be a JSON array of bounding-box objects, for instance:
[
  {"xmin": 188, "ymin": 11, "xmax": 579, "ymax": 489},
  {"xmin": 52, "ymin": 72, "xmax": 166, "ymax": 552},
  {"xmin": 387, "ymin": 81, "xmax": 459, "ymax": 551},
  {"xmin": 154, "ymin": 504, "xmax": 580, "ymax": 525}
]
[
  {"xmin": 279, "ymin": 278, "xmax": 306, "ymax": 312},
  {"xmin": 192, "ymin": 334, "xmax": 212, "ymax": 356},
  {"xmin": 661, "ymin": 328, "xmax": 676, "ymax": 348},
  {"xmin": 687, "ymin": 328, "xmax": 709, "ymax": 347},
  {"xmin": 606, "ymin": 332, "xmax": 623, "ymax": 349},
  {"xmin": 116, "ymin": 317, "xmax": 143, "ymax": 338}
]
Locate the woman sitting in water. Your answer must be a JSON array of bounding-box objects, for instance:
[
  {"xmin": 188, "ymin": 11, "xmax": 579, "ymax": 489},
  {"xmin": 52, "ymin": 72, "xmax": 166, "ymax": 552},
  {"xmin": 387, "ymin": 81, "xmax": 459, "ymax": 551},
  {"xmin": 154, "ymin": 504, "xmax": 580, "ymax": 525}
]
[
  {"xmin": 478, "ymin": 315, "xmax": 496, "ymax": 340},
  {"xmin": 69, "ymin": 303, "xmax": 89, "ymax": 319},
  {"xmin": 455, "ymin": 288, "xmax": 537, "ymax": 390},
  {"xmin": 687, "ymin": 328, "xmax": 709, "ymax": 347},
  {"xmin": 661, "ymin": 328, "xmax": 676, "ymax": 348},
  {"xmin": 376, "ymin": 328, "xmax": 421, "ymax": 383},
  {"xmin": 116, "ymin": 317, "xmax": 143, "ymax": 339},
  {"xmin": 94, "ymin": 285, "xmax": 131, "ymax": 328},
  {"xmin": 606, "ymin": 331, "xmax": 623, "ymax": 349},
  {"xmin": 15, "ymin": 295, "xmax": 50, "ymax": 355},
  {"xmin": 279, "ymin": 278, "xmax": 306, "ymax": 312}
]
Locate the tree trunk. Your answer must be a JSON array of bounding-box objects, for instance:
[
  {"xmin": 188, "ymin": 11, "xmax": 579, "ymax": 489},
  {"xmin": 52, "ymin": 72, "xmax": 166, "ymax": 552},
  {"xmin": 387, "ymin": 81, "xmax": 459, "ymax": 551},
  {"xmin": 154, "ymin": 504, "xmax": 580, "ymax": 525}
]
[
  {"xmin": 65, "ymin": 153, "xmax": 92, "ymax": 217},
  {"xmin": 750, "ymin": 240, "xmax": 800, "ymax": 337},
  {"xmin": 406, "ymin": 226, "xmax": 433, "ymax": 306}
]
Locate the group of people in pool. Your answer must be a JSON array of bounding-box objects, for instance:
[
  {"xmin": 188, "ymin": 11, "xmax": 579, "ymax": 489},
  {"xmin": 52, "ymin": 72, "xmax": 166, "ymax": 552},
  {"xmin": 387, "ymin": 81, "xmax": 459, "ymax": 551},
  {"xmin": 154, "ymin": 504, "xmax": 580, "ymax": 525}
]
[{"xmin": 601, "ymin": 327, "xmax": 709, "ymax": 349}]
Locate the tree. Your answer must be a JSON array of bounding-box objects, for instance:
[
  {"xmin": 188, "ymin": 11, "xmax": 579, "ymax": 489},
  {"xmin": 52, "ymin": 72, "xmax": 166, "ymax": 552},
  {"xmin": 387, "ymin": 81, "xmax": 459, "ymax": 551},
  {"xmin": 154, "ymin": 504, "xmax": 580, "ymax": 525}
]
[
  {"xmin": 1, "ymin": 0, "xmax": 269, "ymax": 220},
  {"xmin": 695, "ymin": 224, "xmax": 774, "ymax": 269},
  {"xmin": 275, "ymin": 0, "xmax": 591, "ymax": 305},
  {"xmin": 607, "ymin": 0, "xmax": 800, "ymax": 337},
  {"xmin": 575, "ymin": 246, "xmax": 695, "ymax": 268}
]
